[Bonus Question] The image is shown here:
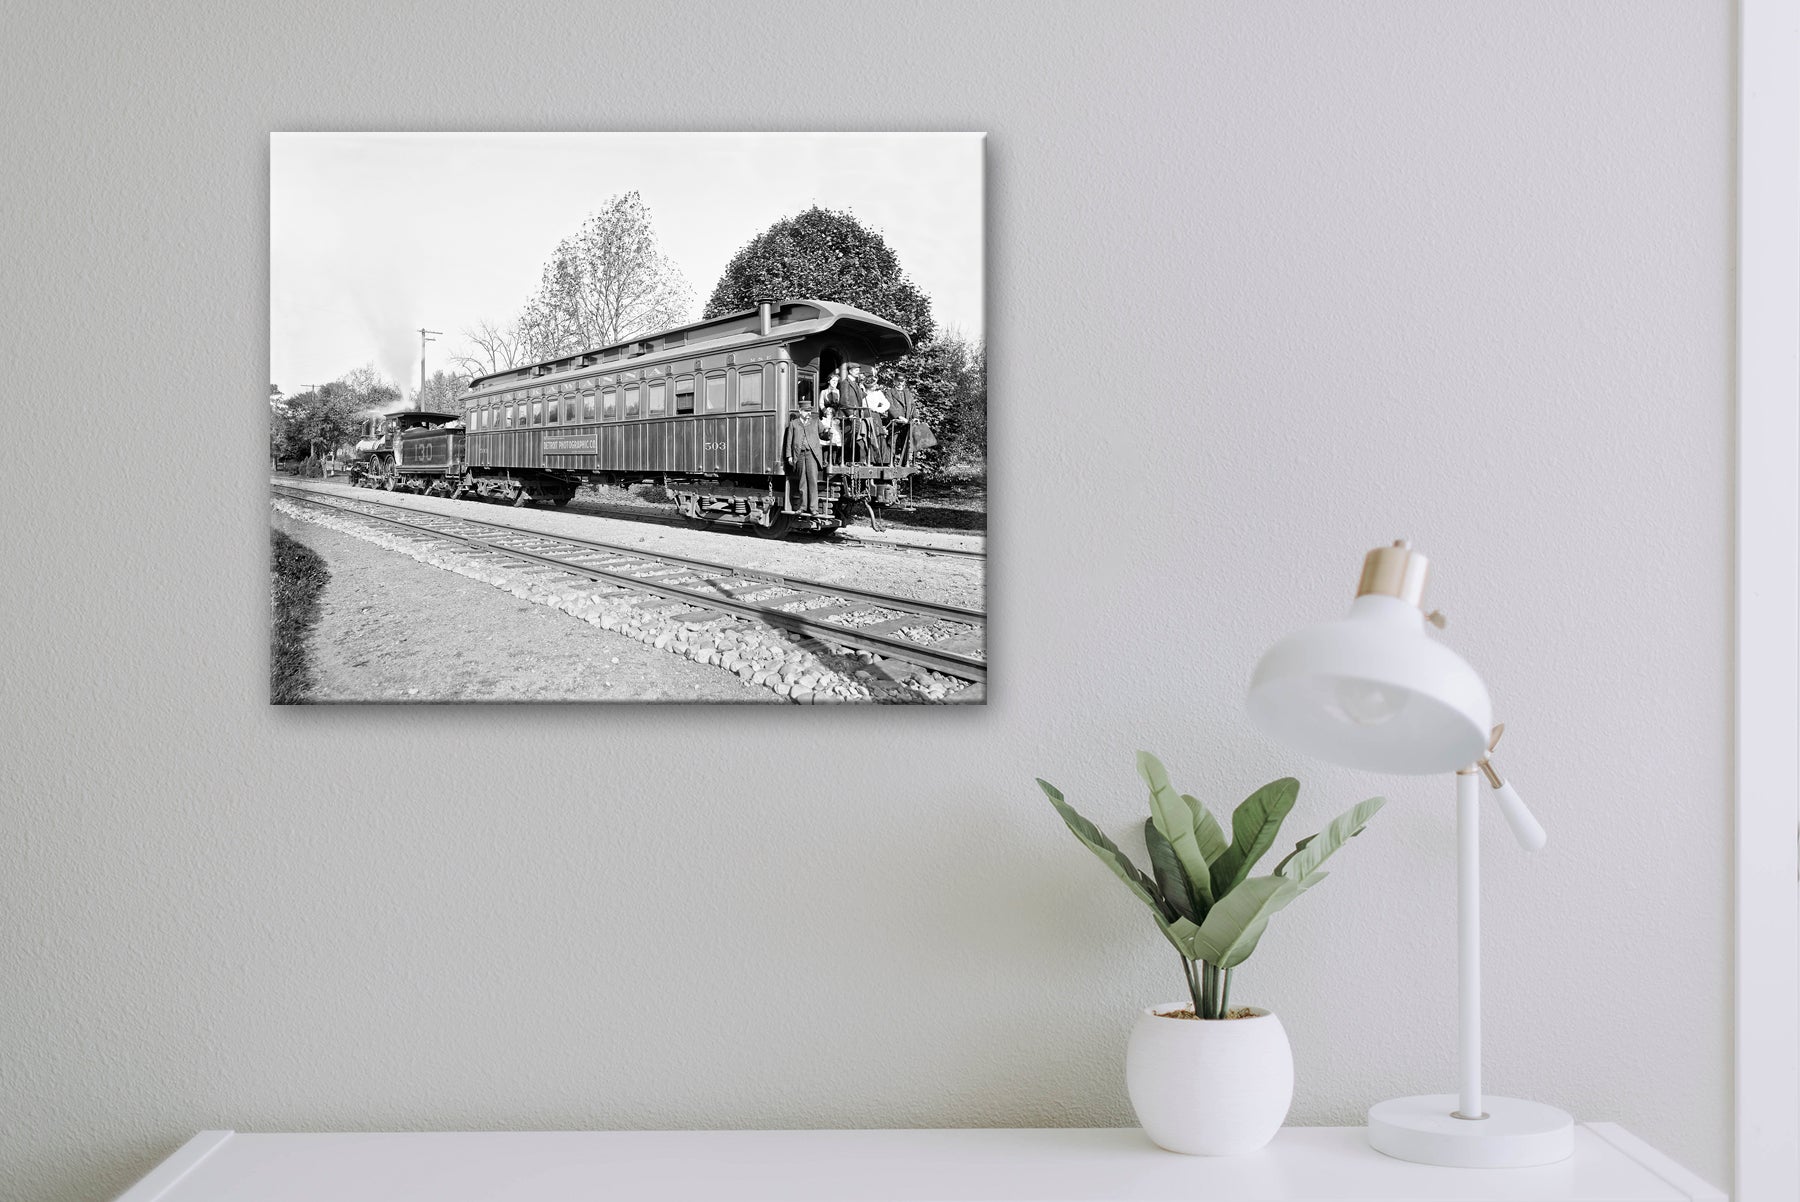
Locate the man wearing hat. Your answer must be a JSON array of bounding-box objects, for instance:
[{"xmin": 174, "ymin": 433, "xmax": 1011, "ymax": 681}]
[{"xmin": 782, "ymin": 406, "xmax": 824, "ymax": 515}]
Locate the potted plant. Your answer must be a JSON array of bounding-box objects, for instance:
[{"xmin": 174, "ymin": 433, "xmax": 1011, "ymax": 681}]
[{"xmin": 1038, "ymin": 752, "xmax": 1385, "ymax": 1155}]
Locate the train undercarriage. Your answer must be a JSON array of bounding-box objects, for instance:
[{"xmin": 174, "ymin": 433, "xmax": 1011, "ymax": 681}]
[{"xmin": 348, "ymin": 459, "xmax": 910, "ymax": 536}]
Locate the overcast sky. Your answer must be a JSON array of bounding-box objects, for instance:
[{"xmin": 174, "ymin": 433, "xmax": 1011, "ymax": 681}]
[{"xmin": 270, "ymin": 133, "xmax": 984, "ymax": 394}]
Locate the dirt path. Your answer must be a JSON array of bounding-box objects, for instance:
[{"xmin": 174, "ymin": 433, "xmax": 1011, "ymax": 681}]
[{"xmin": 272, "ymin": 510, "xmax": 780, "ymax": 704}]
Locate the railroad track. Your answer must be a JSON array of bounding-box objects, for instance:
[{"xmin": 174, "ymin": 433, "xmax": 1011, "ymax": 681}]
[
  {"xmin": 280, "ymin": 476, "xmax": 984, "ymax": 560},
  {"xmin": 560, "ymin": 497, "xmax": 987, "ymax": 560},
  {"xmin": 272, "ymin": 484, "xmax": 986, "ymax": 687}
]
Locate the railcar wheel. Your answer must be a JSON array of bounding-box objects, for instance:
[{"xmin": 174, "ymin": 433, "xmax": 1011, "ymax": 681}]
[
  {"xmin": 553, "ymin": 494, "xmax": 572, "ymax": 508},
  {"xmin": 511, "ymin": 487, "xmax": 529, "ymax": 507},
  {"xmin": 752, "ymin": 512, "xmax": 793, "ymax": 539}
]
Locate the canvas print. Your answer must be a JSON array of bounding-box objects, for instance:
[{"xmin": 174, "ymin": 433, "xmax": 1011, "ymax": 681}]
[{"xmin": 270, "ymin": 132, "xmax": 985, "ymax": 705}]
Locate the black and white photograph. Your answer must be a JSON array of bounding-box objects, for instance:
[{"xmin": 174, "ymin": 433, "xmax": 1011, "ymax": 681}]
[{"xmin": 270, "ymin": 132, "xmax": 985, "ymax": 704}]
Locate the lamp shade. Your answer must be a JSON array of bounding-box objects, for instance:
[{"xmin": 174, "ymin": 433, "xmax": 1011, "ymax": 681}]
[{"xmin": 1247, "ymin": 594, "xmax": 1493, "ymax": 775}]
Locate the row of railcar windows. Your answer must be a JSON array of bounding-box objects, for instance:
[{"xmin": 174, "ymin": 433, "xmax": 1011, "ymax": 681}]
[{"xmin": 466, "ymin": 367, "xmax": 769, "ymax": 432}]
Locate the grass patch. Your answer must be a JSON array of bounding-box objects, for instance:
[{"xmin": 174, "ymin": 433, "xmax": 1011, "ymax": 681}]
[{"xmin": 271, "ymin": 528, "xmax": 330, "ymax": 703}]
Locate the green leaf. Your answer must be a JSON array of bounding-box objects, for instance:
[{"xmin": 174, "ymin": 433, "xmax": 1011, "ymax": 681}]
[
  {"xmin": 1137, "ymin": 752, "xmax": 1214, "ymax": 909},
  {"xmin": 1144, "ymin": 819, "xmax": 1201, "ymax": 924},
  {"xmin": 1274, "ymin": 796, "xmax": 1387, "ymax": 885},
  {"xmin": 1184, "ymin": 795, "xmax": 1229, "ymax": 868},
  {"xmin": 1190, "ymin": 875, "xmax": 1307, "ymax": 969},
  {"xmin": 1038, "ymin": 779, "xmax": 1171, "ymax": 922},
  {"xmin": 1165, "ymin": 915, "xmax": 1202, "ymax": 960},
  {"xmin": 1209, "ymin": 778, "xmax": 1300, "ymax": 898},
  {"xmin": 1271, "ymin": 833, "xmax": 1316, "ymax": 876}
]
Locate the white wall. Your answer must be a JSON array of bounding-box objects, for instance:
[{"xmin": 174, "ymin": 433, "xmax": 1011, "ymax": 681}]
[{"xmin": 0, "ymin": 3, "xmax": 1735, "ymax": 1199}]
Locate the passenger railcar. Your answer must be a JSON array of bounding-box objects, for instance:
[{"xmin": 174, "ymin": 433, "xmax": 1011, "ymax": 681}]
[{"xmin": 458, "ymin": 298, "xmax": 916, "ymax": 535}]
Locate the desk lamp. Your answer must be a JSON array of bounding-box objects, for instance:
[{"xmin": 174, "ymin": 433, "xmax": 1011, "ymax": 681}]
[{"xmin": 1246, "ymin": 540, "xmax": 1574, "ymax": 1168}]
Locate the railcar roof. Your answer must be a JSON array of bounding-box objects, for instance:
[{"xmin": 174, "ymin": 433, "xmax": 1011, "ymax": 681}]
[{"xmin": 467, "ymin": 299, "xmax": 912, "ymax": 392}]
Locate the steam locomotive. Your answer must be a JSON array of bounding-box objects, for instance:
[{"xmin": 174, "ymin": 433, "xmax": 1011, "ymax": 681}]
[{"xmin": 348, "ymin": 299, "xmax": 917, "ymax": 536}]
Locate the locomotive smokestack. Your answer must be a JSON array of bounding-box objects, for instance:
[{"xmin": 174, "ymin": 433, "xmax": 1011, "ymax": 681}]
[{"xmin": 757, "ymin": 298, "xmax": 774, "ymax": 336}]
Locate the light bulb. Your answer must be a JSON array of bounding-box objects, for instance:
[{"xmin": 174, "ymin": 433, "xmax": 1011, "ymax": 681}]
[{"xmin": 1334, "ymin": 679, "xmax": 1408, "ymax": 726}]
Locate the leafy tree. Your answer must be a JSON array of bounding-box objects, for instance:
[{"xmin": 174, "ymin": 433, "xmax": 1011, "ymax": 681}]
[
  {"xmin": 515, "ymin": 192, "xmax": 692, "ymax": 362},
  {"xmin": 917, "ymin": 330, "xmax": 986, "ymax": 468},
  {"xmin": 705, "ymin": 206, "xmax": 984, "ymax": 470},
  {"xmin": 272, "ymin": 365, "xmax": 399, "ymax": 463},
  {"xmin": 412, "ymin": 369, "xmax": 469, "ymax": 414},
  {"xmin": 704, "ymin": 206, "xmax": 934, "ymax": 346},
  {"xmin": 269, "ymin": 385, "xmax": 287, "ymax": 461}
]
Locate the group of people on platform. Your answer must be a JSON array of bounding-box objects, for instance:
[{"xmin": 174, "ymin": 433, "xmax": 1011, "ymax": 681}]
[{"xmin": 781, "ymin": 363, "xmax": 937, "ymax": 516}]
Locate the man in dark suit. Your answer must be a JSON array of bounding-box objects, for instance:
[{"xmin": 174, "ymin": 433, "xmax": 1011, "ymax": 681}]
[
  {"xmin": 886, "ymin": 379, "xmax": 915, "ymax": 465},
  {"xmin": 782, "ymin": 408, "xmax": 823, "ymax": 514}
]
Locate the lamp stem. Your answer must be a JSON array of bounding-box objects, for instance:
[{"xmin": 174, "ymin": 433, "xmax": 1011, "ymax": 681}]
[{"xmin": 1456, "ymin": 769, "xmax": 1483, "ymax": 1119}]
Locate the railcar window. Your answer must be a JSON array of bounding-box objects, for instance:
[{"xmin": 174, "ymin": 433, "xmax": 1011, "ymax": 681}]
[
  {"xmin": 704, "ymin": 373, "xmax": 726, "ymax": 413},
  {"xmin": 532, "ymin": 400, "xmax": 543, "ymax": 425},
  {"xmin": 675, "ymin": 377, "xmax": 695, "ymax": 415},
  {"xmin": 602, "ymin": 388, "xmax": 617, "ymax": 420},
  {"xmin": 624, "ymin": 384, "xmax": 641, "ymax": 418},
  {"xmin": 547, "ymin": 396, "xmax": 559, "ymax": 425},
  {"xmin": 737, "ymin": 368, "xmax": 763, "ymax": 411},
  {"xmin": 582, "ymin": 391, "xmax": 596, "ymax": 421},
  {"xmin": 565, "ymin": 393, "xmax": 578, "ymax": 423},
  {"xmin": 648, "ymin": 380, "xmax": 667, "ymax": 416}
]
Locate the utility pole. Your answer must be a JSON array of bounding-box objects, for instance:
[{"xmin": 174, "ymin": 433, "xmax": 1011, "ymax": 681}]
[{"xmin": 418, "ymin": 328, "xmax": 441, "ymax": 410}]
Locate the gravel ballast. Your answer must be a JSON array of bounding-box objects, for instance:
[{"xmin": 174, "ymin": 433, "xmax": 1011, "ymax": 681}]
[
  {"xmin": 272, "ymin": 496, "xmax": 981, "ymax": 704},
  {"xmin": 277, "ymin": 477, "xmax": 985, "ymax": 611}
]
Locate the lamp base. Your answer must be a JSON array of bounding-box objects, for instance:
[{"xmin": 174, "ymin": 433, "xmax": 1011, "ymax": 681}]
[{"xmin": 1367, "ymin": 1094, "xmax": 1574, "ymax": 1167}]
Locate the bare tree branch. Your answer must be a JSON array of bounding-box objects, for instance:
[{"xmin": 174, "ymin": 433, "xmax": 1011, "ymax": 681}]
[{"xmin": 513, "ymin": 192, "xmax": 692, "ymax": 362}]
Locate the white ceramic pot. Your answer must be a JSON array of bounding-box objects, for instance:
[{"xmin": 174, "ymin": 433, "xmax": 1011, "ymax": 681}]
[{"xmin": 1125, "ymin": 1002, "xmax": 1294, "ymax": 1155}]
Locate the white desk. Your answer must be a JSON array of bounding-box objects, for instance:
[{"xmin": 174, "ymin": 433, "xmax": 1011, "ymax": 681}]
[{"xmin": 117, "ymin": 1125, "xmax": 1725, "ymax": 1202}]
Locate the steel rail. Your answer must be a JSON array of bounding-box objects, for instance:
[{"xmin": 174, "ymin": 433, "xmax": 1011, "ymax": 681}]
[
  {"xmin": 274, "ymin": 486, "xmax": 986, "ymax": 683},
  {"xmin": 279, "ymin": 476, "xmax": 984, "ymax": 560},
  {"xmin": 836, "ymin": 536, "xmax": 986, "ymax": 561},
  {"xmin": 275, "ymin": 484, "xmax": 981, "ymax": 624},
  {"xmin": 560, "ymin": 498, "xmax": 987, "ymax": 560}
]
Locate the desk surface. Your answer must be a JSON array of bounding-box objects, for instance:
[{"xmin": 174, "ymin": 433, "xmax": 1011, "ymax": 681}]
[{"xmin": 117, "ymin": 1124, "xmax": 1725, "ymax": 1202}]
